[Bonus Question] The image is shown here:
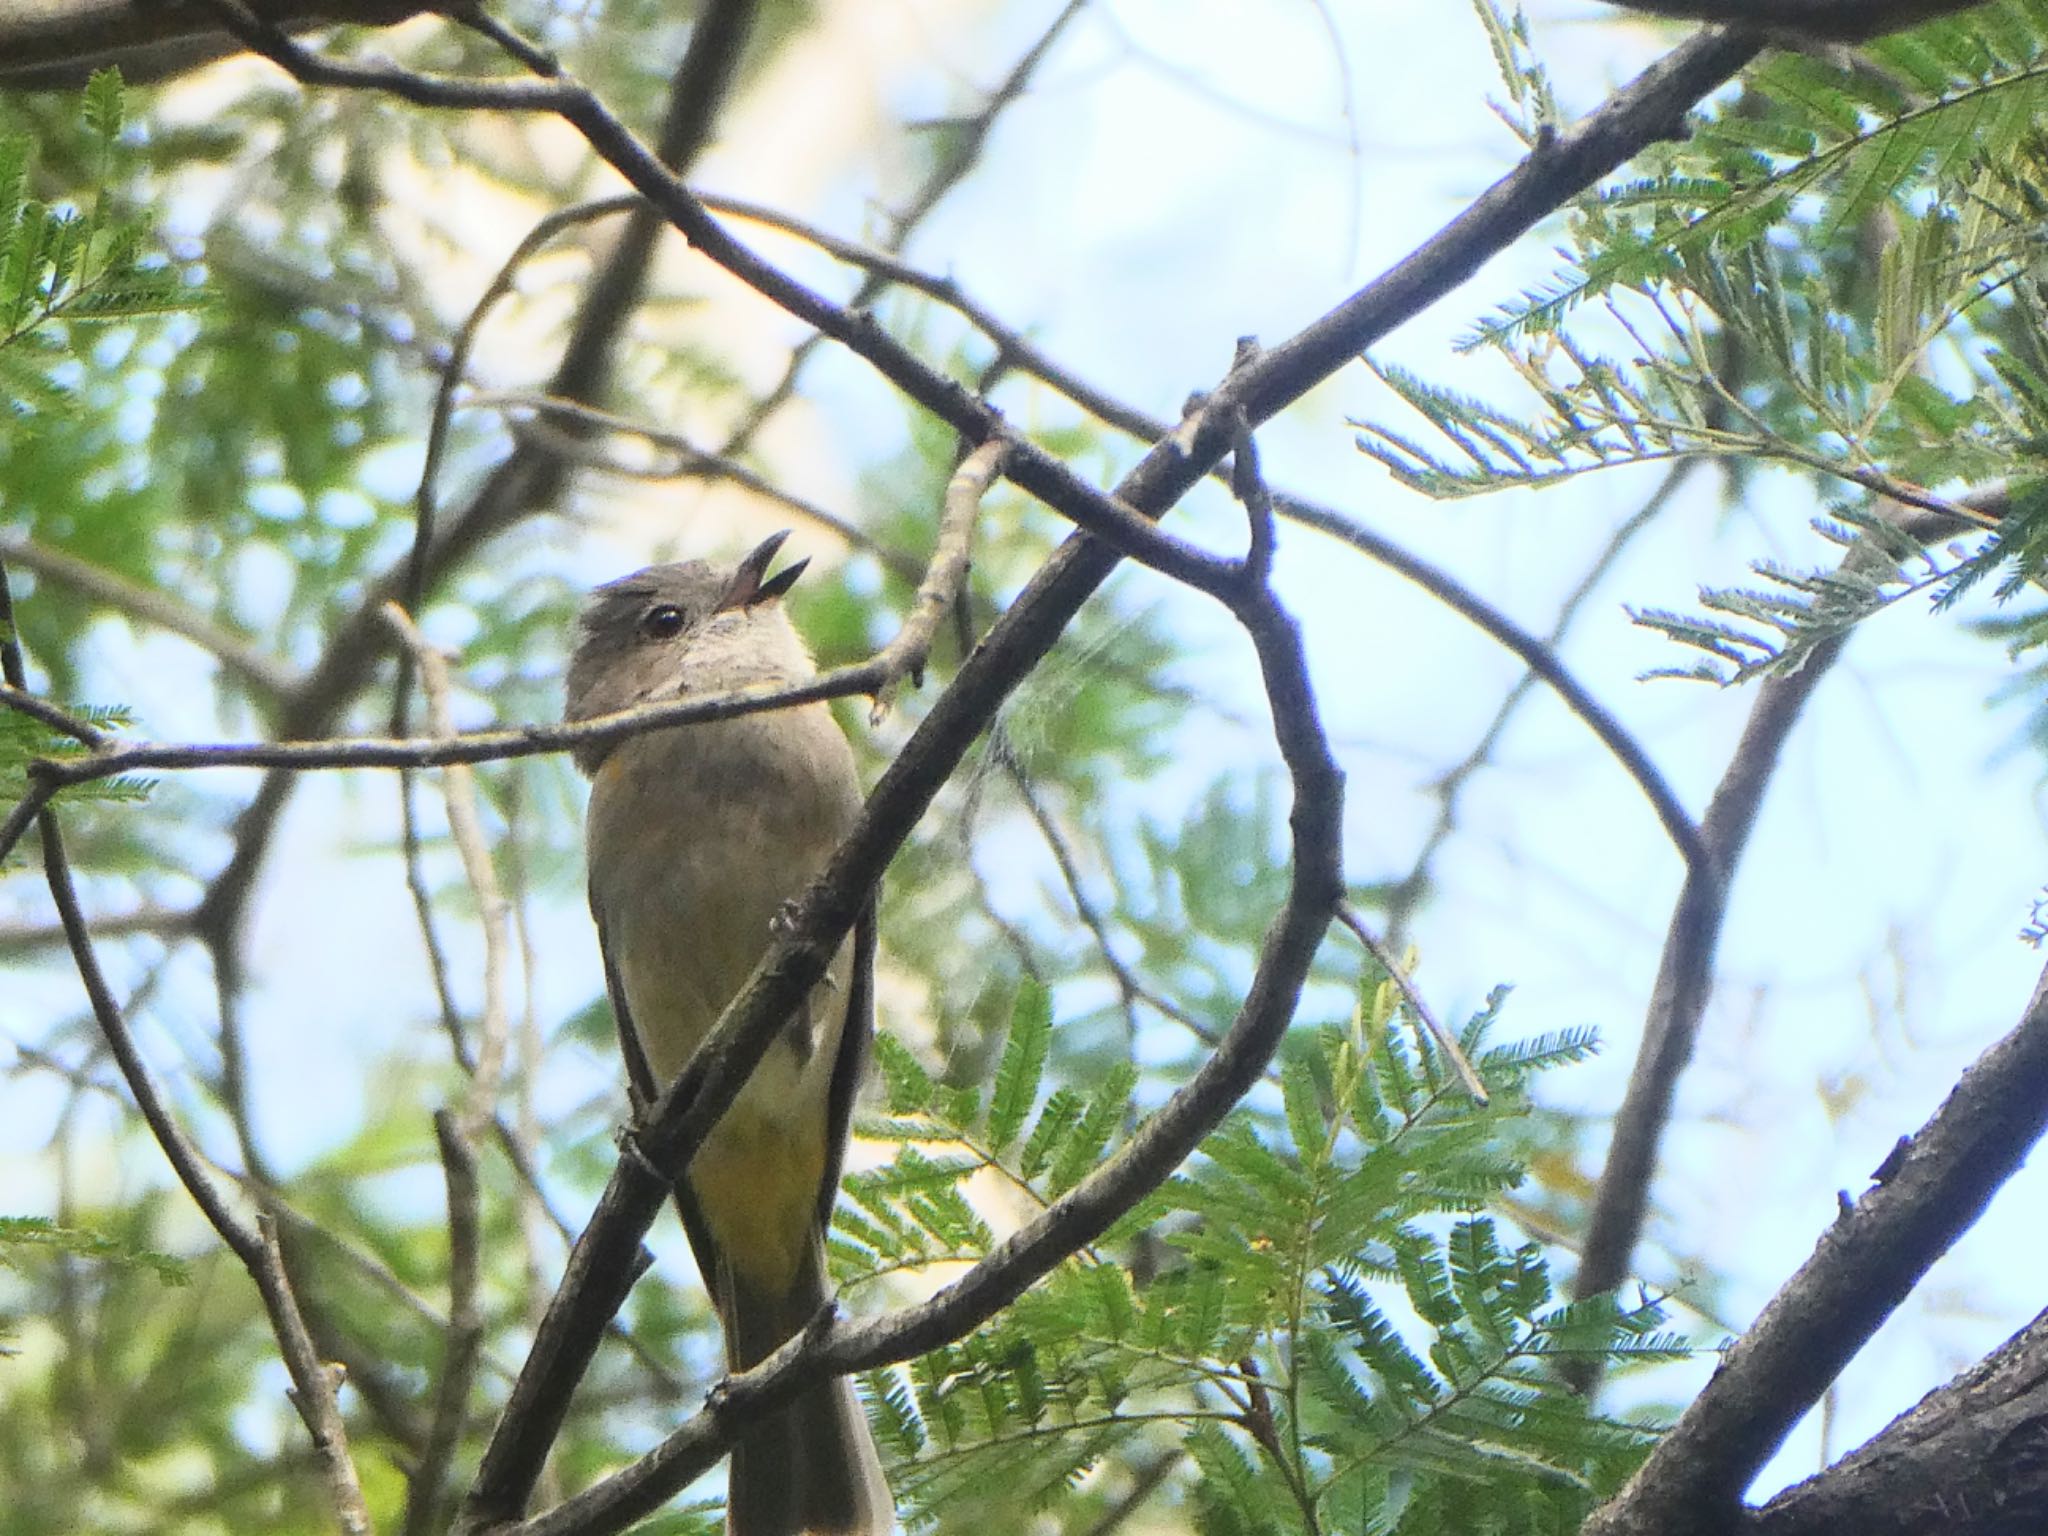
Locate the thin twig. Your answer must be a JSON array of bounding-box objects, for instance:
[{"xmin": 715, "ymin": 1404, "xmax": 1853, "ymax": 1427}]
[
  {"xmin": 1279, "ymin": 494, "xmax": 1707, "ymax": 870},
  {"xmin": 1002, "ymin": 752, "xmax": 1191, "ymax": 1046},
  {"xmin": 385, "ymin": 604, "xmax": 510, "ymax": 1535},
  {"xmin": 711, "ymin": 0, "xmax": 1091, "ymax": 463},
  {"xmin": 1333, "ymin": 905, "xmax": 1488, "ymax": 1104},
  {"xmin": 0, "ymin": 682, "xmax": 111, "ymax": 748},
  {"xmin": 385, "ymin": 605, "xmax": 512, "ymax": 1132},
  {"xmin": 0, "ymin": 538, "xmax": 304, "ymax": 705},
  {"xmin": 871, "ymin": 436, "xmax": 1007, "ymax": 708},
  {"xmin": 407, "ymin": 1109, "xmax": 485, "ymax": 1536},
  {"xmin": 1382, "ymin": 461, "xmax": 1697, "ymax": 946},
  {"xmin": 459, "ymin": 391, "xmax": 922, "ymax": 582},
  {"xmin": 1, "ymin": 557, "xmax": 373, "ymax": 1536}
]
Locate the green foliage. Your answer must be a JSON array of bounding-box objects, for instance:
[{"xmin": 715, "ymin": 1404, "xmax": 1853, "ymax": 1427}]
[
  {"xmin": 0, "ymin": 71, "xmax": 193, "ymax": 371},
  {"xmin": 1357, "ymin": 1, "xmax": 2048, "ymax": 682},
  {"xmin": 0, "ymin": 702, "xmax": 150, "ymax": 863},
  {"xmin": 0, "ymin": 1213, "xmax": 188, "ymax": 1287},
  {"xmin": 0, "ymin": 16, "xmax": 1713, "ymax": 1536},
  {"xmin": 841, "ymin": 978, "xmax": 1677, "ymax": 1534}
]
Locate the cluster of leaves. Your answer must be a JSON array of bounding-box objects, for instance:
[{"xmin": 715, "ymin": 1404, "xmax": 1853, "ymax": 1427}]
[
  {"xmin": 832, "ymin": 977, "xmax": 1680, "ymax": 1534},
  {"xmin": 1359, "ymin": 0, "xmax": 2048, "ymax": 682},
  {"xmin": 0, "ymin": 71, "xmax": 190, "ymax": 398},
  {"xmin": 0, "ymin": 72, "xmax": 184, "ymax": 850}
]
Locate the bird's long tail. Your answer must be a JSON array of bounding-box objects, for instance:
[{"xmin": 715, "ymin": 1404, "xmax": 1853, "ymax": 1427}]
[{"xmin": 719, "ymin": 1235, "xmax": 893, "ymax": 1536}]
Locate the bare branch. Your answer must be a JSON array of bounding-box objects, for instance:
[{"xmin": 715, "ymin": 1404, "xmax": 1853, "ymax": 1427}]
[
  {"xmin": 1383, "ymin": 462, "xmax": 1697, "ymax": 945},
  {"xmin": 406, "ymin": 1110, "xmax": 486, "ymax": 1536},
  {"xmin": 1583, "ymin": 957, "xmax": 2048, "ymax": 1536},
  {"xmin": 1, "ymin": 557, "xmax": 372, "ymax": 1536},
  {"xmin": 1599, "ymin": 0, "xmax": 1995, "ymax": 41},
  {"xmin": 457, "ymin": 391, "xmax": 922, "ymax": 583},
  {"xmin": 384, "ymin": 605, "xmax": 512, "ymax": 1133},
  {"xmin": 1569, "ymin": 632, "xmax": 1844, "ymax": 1330},
  {"xmin": 0, "ymin": 0, "xmax": 423, "ymax": 89},
  {"xmin": 1, "ymin": 538, "xmax": 304, "ymax": 705},
  {"xmin": 872, "ymin": 437, "xmax": 1007, "ymax": 702}
]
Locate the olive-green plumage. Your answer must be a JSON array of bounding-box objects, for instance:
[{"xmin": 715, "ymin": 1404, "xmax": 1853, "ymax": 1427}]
[{"xmin": 568, "ymin": 534, "xmax": 892, "ymax": 1536}]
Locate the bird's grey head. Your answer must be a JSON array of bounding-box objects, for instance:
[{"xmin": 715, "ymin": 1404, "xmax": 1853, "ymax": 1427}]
[{"xmin": 564, "ymin": 530, "xmax": 814, "ymax": 774}]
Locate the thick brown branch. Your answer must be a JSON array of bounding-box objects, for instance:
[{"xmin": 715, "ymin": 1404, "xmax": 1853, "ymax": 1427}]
[
  {"xmin": 1600, "ymin": 0, "xmax": 1995, "ymax": 41},
  {"xmin": 0, "ymin": 0, "xmax": 423, "ymax": 89},
  {"xmin": 1571, "ymin": 632, "xmax": 1846, "ymax": 1324},
  {"xmin": 1583, "ymin": 957, "xmax": 2048, "ymax": 1536},
  {"xmin": 458, "ymin": 33, "xmax": 1767, "ymax": 1530},
  {"xmin": 1748, "ymin": 1306, "xmax": 2048, "ymax": 1536}
]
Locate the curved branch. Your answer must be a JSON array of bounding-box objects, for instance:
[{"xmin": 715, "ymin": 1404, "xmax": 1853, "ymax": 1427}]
[
  {"xmin": 452, "ymin": 33, "xmax": 1768, "ymax": 1529},
  {"xmin": 1280, "ymin": 495, "xmax": 1706, "ymax": 868},
  {"xmin": 1569, "ymin": 632, "xmax": 1846, "ymax": 1323}
]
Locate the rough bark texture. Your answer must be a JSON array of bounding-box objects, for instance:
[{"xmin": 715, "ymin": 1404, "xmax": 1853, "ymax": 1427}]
[
  {"xmin": 0, "ymin": 0, "xmax": 426, "ymax": 89},
  {"xmin": 1749, "ymin": 1309, "xmax": 2048, "ymax": 1536}
]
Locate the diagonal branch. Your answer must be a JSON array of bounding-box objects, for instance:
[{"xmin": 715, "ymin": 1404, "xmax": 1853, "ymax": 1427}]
[
  {"xmin": 1, "ymin": 556, "xmax": 372, "ymax": 1536},
  {"xmin": 450, "ymin": 34, "xmax": 1769, "ymax": 1528},
  {"xmin": 1582, "ymin": 954, "xmax": 2048, "ymax": 1536},
  {"xmin": 1567, "ymin": 499, "xmax": 1992, "ymax": 1340},
  {"xmin": 1600, "ymin": 0, "xmax": 1995, "ymax": 41},
  {"xmin": 502, "ymin": 422, "xmax": 1348, "ymax": 1536},
  {"xmin": 1569, "ymin": 632, "xmax": 1844, "ymax": 1321}
]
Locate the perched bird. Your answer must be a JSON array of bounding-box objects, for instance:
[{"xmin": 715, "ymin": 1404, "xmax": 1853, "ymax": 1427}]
[{"xmin": 567, "ymin": 532, "xmax": 892, "ymax": 1536}]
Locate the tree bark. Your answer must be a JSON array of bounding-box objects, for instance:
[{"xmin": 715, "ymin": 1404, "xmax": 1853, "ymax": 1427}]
[
  {"xmin": 1748, "ymin": 1308, "xmax": 2048, "ymax": 1536},
  {"xmin": 0, "ymin": 0, "xmax": 426, "ymax": 90}
]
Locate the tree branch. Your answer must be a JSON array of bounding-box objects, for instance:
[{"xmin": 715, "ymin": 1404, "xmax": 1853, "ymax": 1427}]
[
  {"xmin": 1, "ymin": 556, "xmax": 372, "ymax": 1536},
  {"xmin": 1583, "ymin": 955, "xmax": 2048, "ymax": 1536},
  {"xmin": 1600, "ymin": 0, "xmax": 1996, "ymax": 41},
  {"xmin": 0, "ymin": 0, "xmax": 424, "ymax": 89},
  {"xmin": 1748, "ymin": 1306, "xmax": 2048, "ymax": 1536},
  {"xmin": 1570, "ymin": 632, "xmax": 1847, "ymax": 1320}
]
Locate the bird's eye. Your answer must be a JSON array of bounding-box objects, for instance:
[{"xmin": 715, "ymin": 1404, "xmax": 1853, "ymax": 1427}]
[{"xmin": 640, "ymin": 604, "xmax": 687, "ymax": 640}]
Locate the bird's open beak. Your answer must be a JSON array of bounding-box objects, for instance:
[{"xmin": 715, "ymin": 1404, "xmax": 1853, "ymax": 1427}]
[{"xmin": 720, "ymin": 529, "xmax": 809, "ymax": 610}]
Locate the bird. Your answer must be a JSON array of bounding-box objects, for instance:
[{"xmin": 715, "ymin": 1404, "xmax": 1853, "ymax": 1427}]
[{"xmin": 567, "ymin": 530, "xmax": 893, "ymax": 1535}]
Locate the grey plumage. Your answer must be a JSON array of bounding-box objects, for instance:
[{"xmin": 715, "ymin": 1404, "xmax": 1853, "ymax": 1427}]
[{"xmin": 568, "ymin": 538, "xmax": 893, "ymax": 1536}]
